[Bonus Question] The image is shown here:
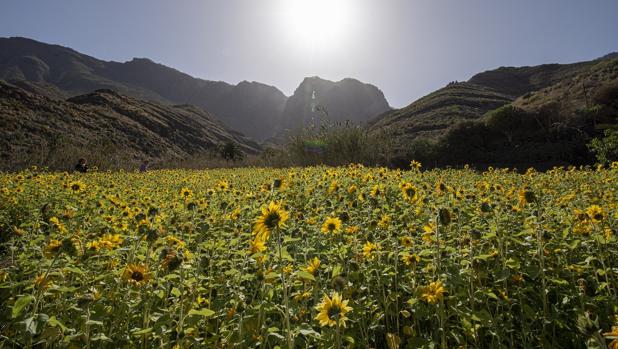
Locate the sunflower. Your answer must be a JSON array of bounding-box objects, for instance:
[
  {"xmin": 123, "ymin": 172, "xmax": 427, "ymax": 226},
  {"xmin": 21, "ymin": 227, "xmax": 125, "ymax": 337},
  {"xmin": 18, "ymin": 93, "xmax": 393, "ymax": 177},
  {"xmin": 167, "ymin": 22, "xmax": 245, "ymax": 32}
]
[
  {"xmin": 586, "ymin": 205, "xmax": 604, "ymax": 222},
  {"xmin": 249, "ymin": 235, "xmax": 267, "ymax": 254},
  {"xmin": 216, "ymin": 180, "xmax": 229, "ymax": 191},
  {"xmin": 315, "ymin": 292, "xmax": 353, "ymax": 327},
  {"xmin": 401, "ymin": 253, "xmax": 420, "ymax": 266},
  {"xmin": 49, "ymin": 217, "xmax": 67, "ymax": 233},
  {"xmin": 435, "ymin": 181, "xmax": 447, "ymax": 195},
  {"xmin": 370, "ymin": 185, "xmax": 384, "ymax": 198},
  {"xmin": 401, "ymin": 182, "xmax": 419, "ymax": 202},
  {"xmin": 410, "ymin": 160, "xmax": 422, "ymax": 170},
  {"xmin": 122, "ymin": 264, "xmax": 151, "ymax": 287},
  {"xmin": 378, "ymin": 215, "xmax": 391, "ymax": 229},
  {"xmin": 161, "ymin": 249, "xmax": 183, "ymax": 271},
  {"xmin": 345, "ymin": 225, "xmax": 360, "ymax": 234},
  {"xmin": 362, "ymin": 241, "xmax": 378, "ymax": 259},
  {"xmin": 438, "ymin": 208, "xmax": 452, "ymax": 225},
  {"xmin": 321, "ymin": 217, "xmax": 342, "ymax": 234},
  {"xmin": 518, "ymin": 188, "xmax": 536, "ymax": 207},
  {"xmin": 305, "ymin": 257, "xmax": 321, "ymax": 274},
  {"xmin": 328, "ymin": 181, "xmax": 339, "ymax": 194},
  {"xmin": 605, "ymin": 325, "xmax": 618, "ymax": 349},
  {"xmin": 68, "ymin": 180, "xmax": 86, "ymax": 192},
  {"xmin": 44, "ymin": 239, "xmax": 63, "ymax": 257},
  {"xmin": 400, "ymin": 236, "xmax": 413, "ymax": 248},
  {"xmin": 34, "ymin": 273, "xmax": 52, "ymax": 289},
  {"xmin": 253, "ymin": 201, "xmax": 289, "ymax": 237},
  {"xmin": 420, "ymin": 280, "xmax": 445, "ymax": 304},
  {"xmin": 179, "ymin": 188, "xmax": 193, "ymax": 199}
]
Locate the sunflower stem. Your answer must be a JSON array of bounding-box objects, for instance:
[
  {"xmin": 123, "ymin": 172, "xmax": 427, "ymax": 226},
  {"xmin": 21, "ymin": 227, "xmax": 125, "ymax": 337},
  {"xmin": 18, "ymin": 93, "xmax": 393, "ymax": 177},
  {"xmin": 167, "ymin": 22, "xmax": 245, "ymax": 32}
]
[
  {"xmin": 335, "ymin": 319, "xmax": 342, "ymax": 349},
  {"xmin": 277, "ymin": 227, "xmax": 293, "ymax": 349}
]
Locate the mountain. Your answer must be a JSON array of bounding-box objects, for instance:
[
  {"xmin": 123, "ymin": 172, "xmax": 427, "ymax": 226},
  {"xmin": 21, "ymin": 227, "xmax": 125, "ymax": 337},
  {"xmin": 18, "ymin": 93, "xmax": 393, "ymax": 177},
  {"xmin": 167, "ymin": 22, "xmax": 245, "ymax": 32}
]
[
  {"xmin": 468, "ymin": 60, "xmax": 597, "ymax": 98},
  {"xmin": 369, "ymin": 55, "xmax": 618, "ymax": 168},
  {"xmin": 278, "ymin": 76, "xmax": 391, "ymax": 133},
  {"xmin": 0, "ymin": 37, "xmax": 390, "ymax": 141},
  {"xmin": 368, "ymin": 82, "xmax": 512, "ymax": 145},
  {"xmin": 0, "ymin": 80, "xmax": 259, "ymax": 170},
  {"xmin": 0, "ymin": 37, "xmax": 286, "ymax": 140}
]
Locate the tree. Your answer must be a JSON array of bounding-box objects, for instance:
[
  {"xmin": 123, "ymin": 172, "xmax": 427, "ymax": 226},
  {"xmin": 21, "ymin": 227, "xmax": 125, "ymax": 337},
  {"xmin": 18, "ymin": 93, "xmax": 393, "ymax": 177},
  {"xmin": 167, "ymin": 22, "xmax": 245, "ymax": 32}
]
[
  {"xmin": 587, "ymin": 129, "xmax": 618, "ymax": 165},
  {"xmin": 219, "ymin": 142, "xmax": 244, "ymax": 161}
]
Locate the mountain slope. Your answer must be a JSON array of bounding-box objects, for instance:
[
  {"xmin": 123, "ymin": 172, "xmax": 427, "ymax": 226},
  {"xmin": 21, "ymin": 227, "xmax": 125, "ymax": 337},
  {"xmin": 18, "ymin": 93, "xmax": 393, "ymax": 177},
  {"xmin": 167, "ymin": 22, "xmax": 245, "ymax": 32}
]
[
  {"xmin": 368, "ymin": 82, "xmax": 512, "ymax": 145},
  {"xmin": 0, "ymin": 37, "xmax": 390, "ymax": 141},
  {"xmin": 0, "ymin": 79, "xmax": 259, "ymax": 170},
  {"xmin": 430, "ymin": 57, "xmax": 618, "ymax": 168},
  {"xmin": 368, "ymin": 54, "xmax": 618, "ymax": 164},
  {"xmin": 279, "ymin": 76, "xmax": 391, "ymax": 132},
  {"xmin": 468, "ymin": 53, "xmax": 618, "ymax": 97},
  {"xmin": 0, "ymin": 37, "xmax": 287, "ymax": 140}
]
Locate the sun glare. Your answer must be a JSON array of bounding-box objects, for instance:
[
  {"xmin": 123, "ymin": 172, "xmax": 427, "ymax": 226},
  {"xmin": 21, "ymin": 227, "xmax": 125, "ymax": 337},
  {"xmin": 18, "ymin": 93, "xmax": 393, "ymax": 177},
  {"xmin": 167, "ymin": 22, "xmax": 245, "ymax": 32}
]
[{"xmin": 280, "ymin": 0, "xmax": 354, "ymax": 52}]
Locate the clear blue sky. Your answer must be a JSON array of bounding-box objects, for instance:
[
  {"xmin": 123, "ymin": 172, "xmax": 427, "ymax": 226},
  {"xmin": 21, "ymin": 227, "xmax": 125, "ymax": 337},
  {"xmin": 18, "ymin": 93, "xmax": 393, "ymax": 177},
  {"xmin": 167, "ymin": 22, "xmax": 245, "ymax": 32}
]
[{"xmin": 1, "ymin": 0, "xmax": 617, "ymax": 107}]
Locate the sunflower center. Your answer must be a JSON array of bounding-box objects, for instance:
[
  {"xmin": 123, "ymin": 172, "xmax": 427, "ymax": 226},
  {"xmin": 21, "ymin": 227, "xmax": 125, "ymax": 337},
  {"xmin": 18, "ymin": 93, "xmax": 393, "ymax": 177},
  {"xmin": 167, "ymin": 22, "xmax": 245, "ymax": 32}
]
[
  {"xmin": 264, "ymin": 212, "xmax": 281, "ymax": 228},
  {"xmin": 594, "ymin": 213, "xmax": 603, "ymax": 220},
  {"xmin": 328, "ymin": 223, "xmax": 336, "ymax": 231},
  {"xmin": 328, "ymin": 304, "xmax": 342, "ymax": 319},
  {"xmin": 405, "ymin": 188, "xmax": 415, "ymax": 197},
  {"xmin": 72, "ymin": 184, "xmax": 81, "ymax": 191},
  {"xmin": 131, "ymin": 271, "xmax": 144, "ymax": 281}
]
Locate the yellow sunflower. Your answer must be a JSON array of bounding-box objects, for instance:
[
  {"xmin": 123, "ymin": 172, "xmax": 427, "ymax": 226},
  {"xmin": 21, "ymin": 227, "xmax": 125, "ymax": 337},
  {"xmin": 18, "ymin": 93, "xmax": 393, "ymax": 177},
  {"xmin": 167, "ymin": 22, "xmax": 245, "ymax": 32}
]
[
  {"xmin": 420, "ymin": 280, "xmax": 445, "ymax": 304},
  {"xmin": 401, "ymin": 182, "xmax": 419, "ymax": 202},
  {"xmin": 400, "ymin": 236, "xmax": 413, "ymax": 247},
  {"xmin": 249, "ymin": 235, "xmax": 267, "ymax": 254},
  {"xmin": 122, "ymin": 264, "xmax": 151, "ymax": 287},
  {"xmin": 586, "ymin": 205, "xmax": 604, "ymax": 222},
  {"xmin": 253, "ymin": 201, "xmax": 289, "ymax": 237},
  {"xmin": 68, "ymin": 180, "xmax": 86, "ymax": 192},
  {"xmin": 321, "ymin": 217, "xmax": 342, "ymax": 234},
  {"xmin": 362, "ymin": 241, "xmax": 378, "ymax": 260},
  {"xmin": 305, "ymin": 257, "xmax": 321, "ymax": 274},
  {"xmin": 44, "ymin": 239, "xmax": 63, "ymax": 258},
  {"xmin": 401, "ymin": 253, "xmax": 420, "ymax": 266},
  {"xmin": 315, "ymin": 292, "xmax": 353, "ymax": 327},
  {"xmin": 604, "ymin": 325, "xmax": 618, "ymax": 349},
  {"xmin": 179, "ymin": 188, "xmax": 193, "ymax": 199}
]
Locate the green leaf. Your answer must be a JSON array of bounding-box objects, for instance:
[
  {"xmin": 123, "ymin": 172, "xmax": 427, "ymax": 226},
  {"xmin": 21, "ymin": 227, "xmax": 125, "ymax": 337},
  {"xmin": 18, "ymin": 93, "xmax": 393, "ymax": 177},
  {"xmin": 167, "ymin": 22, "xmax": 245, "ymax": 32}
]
[
  {"xmin": 12, "ymin": 295, "xmax": 34, "ymax": 318},
  {"xmin": 85, "ymin": 320, "xmax": 104, "ymax": 326},
  {"xmin": 265, "ymin": 272, "xmax": 279, "ymax": 280},
  {"xmin": 299, "ymin": 328, "xmax": 320, "ymax": 338},
  {"xmin": 47, "ymin": 316, "xmax": 68, "ymax": 332},
  {"xmin": 91, "ymin": 334, "xmax": 113, "ymax": 342},
  {"xmin": 296, "ymin": 271, "xmax": 316, "ymax": 281},
  {"xmin": 131, "ymin": 328, "xmax": 153, "ymax": 336},
  {"xmin": 486, "ymin": 292, "xmax": 499, "ymax": 300},
  {"xmin": 22, "ymin": 316, "xmax": 38, "ymax": 335},
  {"xmin": 332, "ymin": 264, "xmax": 342, "ymax": 278},
  {"xmin": 188, "ymin": 308, "xmax": 215, "ymax": 317}
]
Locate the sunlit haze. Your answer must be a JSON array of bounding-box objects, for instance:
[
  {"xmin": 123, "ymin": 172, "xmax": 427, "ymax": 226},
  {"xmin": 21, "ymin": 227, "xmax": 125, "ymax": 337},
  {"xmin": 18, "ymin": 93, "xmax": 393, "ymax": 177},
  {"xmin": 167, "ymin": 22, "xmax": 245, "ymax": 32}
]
[{"xmin": 1, "ymin": 0, "xmax": 617, "ymax": 107}]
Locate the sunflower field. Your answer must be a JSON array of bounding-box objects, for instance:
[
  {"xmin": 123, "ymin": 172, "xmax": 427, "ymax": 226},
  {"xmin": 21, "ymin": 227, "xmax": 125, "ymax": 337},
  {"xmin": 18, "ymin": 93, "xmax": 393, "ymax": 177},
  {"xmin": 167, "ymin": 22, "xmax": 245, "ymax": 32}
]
[{"xmin": 1, "ymin": 164, "xmax": 617, "ymax": 348}]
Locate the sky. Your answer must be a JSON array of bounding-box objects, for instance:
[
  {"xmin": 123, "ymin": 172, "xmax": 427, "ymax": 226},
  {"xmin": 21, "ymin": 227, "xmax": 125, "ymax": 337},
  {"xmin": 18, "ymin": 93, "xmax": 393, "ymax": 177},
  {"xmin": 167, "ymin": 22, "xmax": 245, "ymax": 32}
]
[{"xmin": 1, "ymin": 0, "xmax": 617, "ymax": 108}]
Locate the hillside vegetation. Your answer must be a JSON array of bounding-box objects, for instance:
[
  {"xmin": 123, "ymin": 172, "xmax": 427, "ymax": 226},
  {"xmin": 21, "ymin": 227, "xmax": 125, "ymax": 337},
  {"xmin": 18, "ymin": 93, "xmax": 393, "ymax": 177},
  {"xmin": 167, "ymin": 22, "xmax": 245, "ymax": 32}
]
[
  {"xmin": 0, "ymin": 80, "xmax": 259, "ymax": 170},
  {"xmin": 368, "ymin": 55, "xmax": 618, "ymax": 169}
]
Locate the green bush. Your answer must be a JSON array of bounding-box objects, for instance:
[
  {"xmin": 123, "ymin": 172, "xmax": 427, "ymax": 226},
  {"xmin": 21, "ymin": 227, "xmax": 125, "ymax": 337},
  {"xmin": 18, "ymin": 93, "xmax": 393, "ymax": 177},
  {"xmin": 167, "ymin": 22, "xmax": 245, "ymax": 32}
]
[{"xmin": 588, "ymin": 129, "xmax": 618, "ymax": 165}]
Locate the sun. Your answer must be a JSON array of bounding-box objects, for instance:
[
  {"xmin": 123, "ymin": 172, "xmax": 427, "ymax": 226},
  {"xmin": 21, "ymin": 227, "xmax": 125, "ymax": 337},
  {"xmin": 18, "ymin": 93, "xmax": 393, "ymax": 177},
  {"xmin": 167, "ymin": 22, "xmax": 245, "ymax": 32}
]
[{"xmin": 280, "ymin": 0, "xmax": 354, "ymax": 52}]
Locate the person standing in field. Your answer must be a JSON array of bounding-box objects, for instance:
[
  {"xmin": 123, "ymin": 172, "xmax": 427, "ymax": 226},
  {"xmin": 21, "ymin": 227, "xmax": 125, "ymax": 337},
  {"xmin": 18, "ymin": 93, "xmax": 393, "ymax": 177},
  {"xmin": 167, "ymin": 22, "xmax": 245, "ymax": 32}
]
[
  {"xmin": 139, "ymin": 160, "xmax": 150, "ymax": 173},
  {"xmin": 74, "ymin": 158, "xmax": 88, "ymax": 173}
]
